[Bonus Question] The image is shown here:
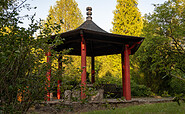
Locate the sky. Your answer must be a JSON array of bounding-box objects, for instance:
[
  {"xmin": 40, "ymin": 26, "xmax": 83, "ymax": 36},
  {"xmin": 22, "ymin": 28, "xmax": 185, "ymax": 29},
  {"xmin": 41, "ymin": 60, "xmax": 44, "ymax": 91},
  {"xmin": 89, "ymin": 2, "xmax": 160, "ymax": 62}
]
[{"xmin": 20, "ymin": 0, "xmax": 167, "ymax": 32}]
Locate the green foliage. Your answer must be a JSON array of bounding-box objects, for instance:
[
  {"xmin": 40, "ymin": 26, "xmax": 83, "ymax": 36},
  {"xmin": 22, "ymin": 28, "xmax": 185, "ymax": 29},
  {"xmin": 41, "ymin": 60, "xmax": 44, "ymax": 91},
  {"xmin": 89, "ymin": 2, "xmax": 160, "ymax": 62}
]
[
  {"xmin": 131, "ymin": 80, "xmax": 152, "ymax": 97},
  {"xmin": 94, "ymin": 0, "xmax": 144, "ymax": 99},
  {"xmin": 112, "ymin": 0, "xmax": 143, "ymax": 36},
  {"xmin": 170, "ymin": 78, "xmax": 185, "ymax": 95},
  {"xmin": 97, "ymin": 71, "xmax": 122, "ymax": 85},
  {"xmin": 80, "ymin": 85, "xmax": 97, "ymax": 104},
  {"xmin": 0, "ymin": 0, "xmax": 65, "ymax": 113},
  {"xmin": 95, "ymin": 74, "xmax": 152, "ymax": 97},
  {"xmin": 48, "ymin": 0, "xmax": 84, "ymax": 33},
  {"xmin": 60, "ymin": 56, "xmax": 92, "ymax": 92},
  {"xmin": 98, "ymin": 0, "xmax": 143, "ymax": 83},
  {"xmin": 96, "ymin": 55, "xmax": 122, "ymax": 80},
  {"xmin": 173, "ymin": 93, "xmax": 185, "ymax": 106},
  {"xmin": 47, "ymin": 0, "xmax": 84, "ymax": 86},
  {"xmin": 0, "ymin": 0, "xmax": 13, "ymax": 11},
  {"xmin": 161, "ymin": 91, "xmax": 171, "ymax": 97},
  {"xmin": 131, "ymin": 0, "xmax": 185, "ymax": 95}
]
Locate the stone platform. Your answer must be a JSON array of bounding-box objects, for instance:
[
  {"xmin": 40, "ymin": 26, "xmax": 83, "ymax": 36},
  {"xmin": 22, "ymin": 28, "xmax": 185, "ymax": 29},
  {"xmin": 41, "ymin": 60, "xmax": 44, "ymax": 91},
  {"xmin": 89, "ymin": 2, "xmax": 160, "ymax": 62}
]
[{"xmin": 30, "ymin": 97, "xmax": 174, "ymax": 113}]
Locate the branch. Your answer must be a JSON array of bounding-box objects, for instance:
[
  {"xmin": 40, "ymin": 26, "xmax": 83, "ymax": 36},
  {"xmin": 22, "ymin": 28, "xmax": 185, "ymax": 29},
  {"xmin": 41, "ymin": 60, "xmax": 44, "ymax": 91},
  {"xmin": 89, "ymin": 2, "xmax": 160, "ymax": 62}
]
[
  {"xmin": 13, "ymin": 0, "xmax": 28, "ymax": 11},
  {"xmin": 170, "ymin": 74, "xmax": 185, "ymax": 81},
  {"xmin": 171, "ymin": 36, "xmax": 185, "ymax": 53},
  {"xmin": 169, "ymin": 22, "xmax": 185, "ymax": 53},
  {"xmin": 176, "ymin": 67, "xmax": 185, "ymax": 74}
]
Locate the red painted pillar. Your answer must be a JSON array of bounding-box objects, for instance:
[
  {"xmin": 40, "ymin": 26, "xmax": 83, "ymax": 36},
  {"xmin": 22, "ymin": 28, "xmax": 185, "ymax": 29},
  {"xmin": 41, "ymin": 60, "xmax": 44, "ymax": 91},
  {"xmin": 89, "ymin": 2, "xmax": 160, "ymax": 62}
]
[
  {"xmin": 57, "ymin": 56, "xmax": 62, "ymax": 99},
  {"xmin": 124, "ymin": 44, "xmax": 131, "ymax": 100},
  {"xmin": 121, "ymin": 52, "xmax": 125, "ymax": 98},
  {"xmin": 46, "ymin": 52, "xmax": 51, "ymax": 101},
  {"xmin": 91, "ymin": 56, "xmax": 95, "ymax": 84},
  {"xmin": 81, "ymin": 33, "xmax": 86, "ymax": 99}
]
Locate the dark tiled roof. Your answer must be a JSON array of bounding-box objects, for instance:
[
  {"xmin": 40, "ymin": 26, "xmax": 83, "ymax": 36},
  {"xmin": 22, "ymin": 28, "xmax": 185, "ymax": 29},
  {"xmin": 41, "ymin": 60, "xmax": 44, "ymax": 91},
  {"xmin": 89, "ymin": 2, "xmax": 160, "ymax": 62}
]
[
  {"xmin": 52, "ymin": 20, "xmax": 144, "ymax": 56},
  {"xmin": 76, "ymin": 20, "xmax": 107, "ymax": 33}
]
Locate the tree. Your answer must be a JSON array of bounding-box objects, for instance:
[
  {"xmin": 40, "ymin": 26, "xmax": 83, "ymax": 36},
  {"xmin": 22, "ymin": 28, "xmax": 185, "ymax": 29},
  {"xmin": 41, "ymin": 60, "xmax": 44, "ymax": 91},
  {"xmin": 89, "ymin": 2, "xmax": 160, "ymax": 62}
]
[
  {"xmin": 0, "ymin": 0, "xmax": 13, "ymax": 11},
  {"xmin": 96, "ymin": 55, "xmax": 122, "ymax": 80},
  {"xmin": 132, "ymin": 0, "xmax": 185, "ymax": 95},
  {"xmin": 0, "ymin": 0, "xmax": 64, "ymax": 113},
  {"xmin": 48, "ymin": 0, "xmax": 84, "ymax": 33},
  {"xmin": 111, "ymin": 0, "xmax": 143, "ymax": 36},
  {"xmin": 96, "ymin": 0, "xmax": 143, "ymax": 80},
  {"xmin": 47, "ymin": 0, "xmax": 84, "ymax": 84}
]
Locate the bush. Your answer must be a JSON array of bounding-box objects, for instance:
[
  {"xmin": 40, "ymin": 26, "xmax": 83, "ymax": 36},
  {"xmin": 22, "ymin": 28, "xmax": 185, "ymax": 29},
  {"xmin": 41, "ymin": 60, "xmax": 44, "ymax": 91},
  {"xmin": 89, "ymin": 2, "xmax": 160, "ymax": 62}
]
[
  {"xmin": 131, "ymin": 80, "xmax": 152, "ymax": 97},
  {"xmin": 96, "ymin": 71, "xmax": 122, "ymax": 85},
  {"xmin": 0, "ymin": 1, "xmax": 65, "ymax": 113},
  {"xmin": 169, "ymin": 78, "xmax": 185, "ymax": 95},
  {"xmin": 96, "ymin": 73, "xmax": 152, "ymax": 97}
]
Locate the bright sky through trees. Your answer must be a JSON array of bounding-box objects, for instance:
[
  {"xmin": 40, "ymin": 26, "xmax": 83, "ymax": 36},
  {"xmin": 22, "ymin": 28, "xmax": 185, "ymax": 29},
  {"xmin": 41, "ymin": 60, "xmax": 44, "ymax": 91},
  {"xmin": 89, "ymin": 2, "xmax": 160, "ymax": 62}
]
[{"xmin": 20, "ymin": 0, "xmax": 166, "ymax": 32}]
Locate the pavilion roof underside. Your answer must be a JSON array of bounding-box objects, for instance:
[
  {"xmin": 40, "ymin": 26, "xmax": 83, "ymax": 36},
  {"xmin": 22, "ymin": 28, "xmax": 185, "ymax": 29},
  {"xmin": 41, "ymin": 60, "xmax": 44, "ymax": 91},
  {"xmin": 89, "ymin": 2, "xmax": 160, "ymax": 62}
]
[{"xmin": 53, "ymin": 28, "xmax": 144, "ymax": 56}]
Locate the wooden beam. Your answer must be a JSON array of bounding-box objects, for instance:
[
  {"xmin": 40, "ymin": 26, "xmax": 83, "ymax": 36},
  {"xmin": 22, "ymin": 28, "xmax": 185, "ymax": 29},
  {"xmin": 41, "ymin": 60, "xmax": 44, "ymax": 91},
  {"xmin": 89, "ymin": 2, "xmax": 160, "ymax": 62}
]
[
  {"xmin": 46, "ymin": 52, "xmax": 51, "ymax": 101},
  {"xmin": 91, "ymin": 56, "xmax": 95, "ymax": 83},
  {"xmin": 81, "ymin": 33, "xmax": 86, "ymax": 99},
  {"xmin": 121, "ymin": 52, "xmax": 125, "ymax": 98},
  {"xmin": 57, "ymin": 56, "xmax": 62, "ymax": 99},
  {"xmin": 124, "ymin": 45, "xmax": 131, "ymax": 100}
]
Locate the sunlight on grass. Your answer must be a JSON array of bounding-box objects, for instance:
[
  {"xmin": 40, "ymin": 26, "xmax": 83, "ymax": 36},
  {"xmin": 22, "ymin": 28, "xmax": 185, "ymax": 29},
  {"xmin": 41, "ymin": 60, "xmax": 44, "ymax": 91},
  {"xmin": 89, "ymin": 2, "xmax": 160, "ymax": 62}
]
[{"xmin": 83, "ymin": 102, "xmax": 185, "ymax": 114}]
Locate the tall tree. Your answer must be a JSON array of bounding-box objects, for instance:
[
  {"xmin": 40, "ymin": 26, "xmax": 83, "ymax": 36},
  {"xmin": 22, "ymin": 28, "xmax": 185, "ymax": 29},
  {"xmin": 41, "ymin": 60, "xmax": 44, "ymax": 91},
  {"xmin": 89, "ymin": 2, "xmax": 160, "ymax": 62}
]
[
  {"xmin": 97, "ymin": 0, "xmax": 143, "ymax": 80},
  {"xmin": 112, "ymin": 0, "xmax": 143, "ymax": 36},
  {"xmin": 0, "ymin": 0, "xmax": 64, "ymax": 113},
  {"xmin": 48, "ymin": 0, "xmax": 84, "ymax": 33},
  {"xmin": 47, "ymin": 0, "xmax": 85, "ymax": 85},
  {"xmin": 132, "ymin": 0, "xmax": 185, "ymax": 94}
]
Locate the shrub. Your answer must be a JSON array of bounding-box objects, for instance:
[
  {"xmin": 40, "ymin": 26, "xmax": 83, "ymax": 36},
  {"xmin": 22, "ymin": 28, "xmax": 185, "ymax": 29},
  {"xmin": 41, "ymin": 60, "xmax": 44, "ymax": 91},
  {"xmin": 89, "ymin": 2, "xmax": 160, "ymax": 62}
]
[
  {"xmin": 131, "ymin": 80, "xmax": 152, "ymax": 97},
  {"xmin": 169, "ymin": 78, "xmax": 185, "ymax": 95}
]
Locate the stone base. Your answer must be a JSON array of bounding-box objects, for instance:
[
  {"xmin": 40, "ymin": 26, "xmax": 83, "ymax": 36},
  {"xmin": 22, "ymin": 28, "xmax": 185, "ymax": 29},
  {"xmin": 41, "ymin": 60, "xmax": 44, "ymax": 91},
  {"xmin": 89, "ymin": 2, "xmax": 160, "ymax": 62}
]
[{"xmin": 31, "ymin": 97, "xmax": 173, "ymax": 113}]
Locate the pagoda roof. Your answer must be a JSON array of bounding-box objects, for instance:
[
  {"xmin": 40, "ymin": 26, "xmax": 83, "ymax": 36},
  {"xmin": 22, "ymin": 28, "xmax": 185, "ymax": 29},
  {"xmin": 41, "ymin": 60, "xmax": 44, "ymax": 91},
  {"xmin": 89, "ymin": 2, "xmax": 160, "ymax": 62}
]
[
  {"xmin": 76, "ymin": 20, "xmax": 107, "ymax": 33},
  {"xmin": 52, "ymin": 8, "xmax": 144, "ymax": 56}
]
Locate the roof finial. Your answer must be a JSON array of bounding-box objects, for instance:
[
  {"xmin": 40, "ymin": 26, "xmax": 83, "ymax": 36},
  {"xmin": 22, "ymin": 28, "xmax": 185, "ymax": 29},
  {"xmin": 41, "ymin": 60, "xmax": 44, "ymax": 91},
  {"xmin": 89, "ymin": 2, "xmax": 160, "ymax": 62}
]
[{"xmin": 86, "ymin": 7, "xmax": 92, "ymax": 20}]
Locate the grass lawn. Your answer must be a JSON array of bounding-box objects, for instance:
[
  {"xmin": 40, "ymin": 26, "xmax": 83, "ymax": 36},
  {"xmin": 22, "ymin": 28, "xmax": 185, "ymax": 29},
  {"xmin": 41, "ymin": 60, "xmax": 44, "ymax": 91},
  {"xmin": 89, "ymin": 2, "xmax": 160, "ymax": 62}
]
[{"xmin": 83, "ymin": 102, "xmax": 185, "ymax": 114}]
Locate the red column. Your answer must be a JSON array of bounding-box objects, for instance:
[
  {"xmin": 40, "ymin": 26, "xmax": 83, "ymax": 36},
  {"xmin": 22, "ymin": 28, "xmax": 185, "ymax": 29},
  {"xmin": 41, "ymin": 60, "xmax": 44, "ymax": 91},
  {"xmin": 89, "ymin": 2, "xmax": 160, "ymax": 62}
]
[
  {"xmin": 57, "ymin": 56, "xmax": 62, "ymax": 99},
  {"xmin": 57, "ymin": 80, "xmax": 61, "ymax": 99},
  {"xmin": 91, "ymin": 56, "xmax": 95, "ymax": 84},
  {"xmin": 121, "ymin": 52, "xmax": 125, "ymax": 98},
  {"xmin": 124, "ymin": 44, "xmax": 131, "ymax": 100},
  {"xmin": 46, "ymin": 52, "xmax": 51, "ymax": 101},
  {"xmin": 81, "ymin": 34, "xmax": 86, "ymax": 99}
]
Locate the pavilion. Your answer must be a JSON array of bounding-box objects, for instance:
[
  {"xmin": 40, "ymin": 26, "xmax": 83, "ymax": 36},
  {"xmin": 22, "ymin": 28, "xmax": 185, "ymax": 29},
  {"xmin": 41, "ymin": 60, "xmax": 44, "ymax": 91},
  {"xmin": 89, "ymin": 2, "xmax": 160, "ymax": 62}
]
[{"xmin": 46, "ymin": 7, "xmax": 144, "ymax": 101}]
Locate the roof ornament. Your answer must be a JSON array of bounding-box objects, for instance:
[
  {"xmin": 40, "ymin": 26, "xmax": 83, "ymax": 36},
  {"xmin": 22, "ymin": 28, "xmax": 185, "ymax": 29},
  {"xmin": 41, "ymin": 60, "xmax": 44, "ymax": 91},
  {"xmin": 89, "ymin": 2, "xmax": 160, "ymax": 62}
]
[{"xmin": 86, "ymin": 7, "xmax": 92, "ymax": 20}]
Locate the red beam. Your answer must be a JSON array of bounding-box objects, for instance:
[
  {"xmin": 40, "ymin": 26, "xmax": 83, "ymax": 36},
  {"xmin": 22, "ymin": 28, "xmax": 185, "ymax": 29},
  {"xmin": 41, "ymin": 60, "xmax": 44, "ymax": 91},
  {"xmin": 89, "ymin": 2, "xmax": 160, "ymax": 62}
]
[
  {"xmin": 124, "ymin": 45, "xmax": 131, "ymax": 100},
  {"xmin": 91, "ymin": 56, "xmax": 95, "ymax": 83},
  {"xmin": 129, "ymin": 41, "xmax": 143, "ymax": 51},
  {"xmin": 57, "ymin": 80, "xmax": 61, "ymax": 99},
  {"xmin": 121, "ymin": 52, "xmax": 125, "ymax": 98},
  {"xmin": 46, "ymin": 52, "xmax": 51, "ymax": 101},
  {"xmin": 57, "ymin": 56, "xmax": 62, "ymax": 99},
  {"xmin": 81, "ymin": 34, "xmax": 86, "ymax": 99}
]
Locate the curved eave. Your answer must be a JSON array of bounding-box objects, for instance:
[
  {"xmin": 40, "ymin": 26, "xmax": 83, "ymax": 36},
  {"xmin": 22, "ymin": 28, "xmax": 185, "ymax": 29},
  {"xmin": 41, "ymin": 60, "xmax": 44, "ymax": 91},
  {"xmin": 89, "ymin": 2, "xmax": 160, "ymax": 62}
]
[{"xmin": 52, "ymin": 28, "xmax": 144, "ymax": 56}]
